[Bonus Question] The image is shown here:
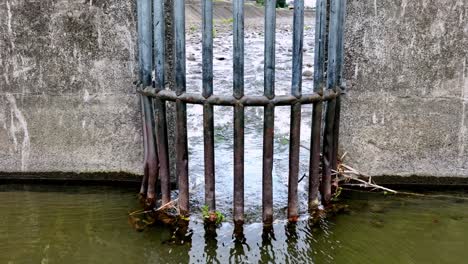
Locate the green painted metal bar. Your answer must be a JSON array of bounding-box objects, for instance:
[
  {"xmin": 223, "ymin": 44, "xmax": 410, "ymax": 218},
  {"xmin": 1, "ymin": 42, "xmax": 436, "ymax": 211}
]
[
  {"xmin": 287, "ymin": 0, "xmax": 304, "ymax": 222},
  {"xmin": 321, "ymin": 0, "xmax": 341, "ymax": 205},
  {"xmin": 309, "ymin": 0, "xmax": 327, "ymax": 210},
  {"xmin": 202, "ymin": 0, "xmax": 215, "ymax": 212},
  {"xmin": 262, "ymin": 0, "xmax": 276, "ymax": 226},
  {"xmin": 331, "ymin": 0, "xmax": 347, "ymax": 172},
  {"xmin": 233, "ymin": 0, "xmax": 245, "ymax": 224},
  {"xmin": 153, "ymin": 0, "xmax": 171, "ymax": 205},
  {"xmin": 137, "ymin": 0, "xmax": 158, "ymax": 205},
  {"xmin": 174, "ymin": 0, "xmax": 189, "ymax": 215}
]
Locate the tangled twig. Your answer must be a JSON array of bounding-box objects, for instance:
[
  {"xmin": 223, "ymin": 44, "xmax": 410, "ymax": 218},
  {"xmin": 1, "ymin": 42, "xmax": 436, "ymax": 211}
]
[{"xmin": 332, "ymin": 152, "xmax": 398, "ymax": 194}]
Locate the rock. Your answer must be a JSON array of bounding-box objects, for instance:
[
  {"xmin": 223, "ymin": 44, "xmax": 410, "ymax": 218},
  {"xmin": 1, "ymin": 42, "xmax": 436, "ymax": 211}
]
[
  {"xmin": 187, "ymin": 53, "xmax": 196, "ymax": 61},
  {"xmin": 191, "ymin": 69, "xmax": 202, "ymax": 74},
  {"xmin": 302, "ymin": 70, "xmax": 313, "ymax": 77}
]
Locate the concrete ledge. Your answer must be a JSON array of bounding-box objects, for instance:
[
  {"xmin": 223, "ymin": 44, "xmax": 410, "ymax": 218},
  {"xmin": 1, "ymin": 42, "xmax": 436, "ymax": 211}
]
[
  {"xmin": 373, "ymin": 175, "xmax": 468, "ymax": 187},
  {"xmin": 0, "ymin": 171, "xmax": 141, "ymax": 186}
]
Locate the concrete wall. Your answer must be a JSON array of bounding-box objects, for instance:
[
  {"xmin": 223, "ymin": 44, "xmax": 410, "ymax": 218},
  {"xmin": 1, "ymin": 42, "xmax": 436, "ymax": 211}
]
[
  {"xmin": 1, "ymin": 0, "xmax": 467, "ymax": 180},
  {"xmin": 0, "ymin": 0, "xmax": 142, "ymax": 176},
  {"xmin": 342, "ymin": 0, "xmax": 468, "ymax": 177}
]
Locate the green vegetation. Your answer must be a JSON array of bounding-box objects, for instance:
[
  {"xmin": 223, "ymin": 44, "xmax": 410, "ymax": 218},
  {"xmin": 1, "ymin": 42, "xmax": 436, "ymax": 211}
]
[
  {"xmin": 201, "ymin": 205, "xmax": 225, "ymax": 225},
  {"xmin": 189, "ymin": 25, "xmax": 197, "ymax": 34},
  {"xmin": 276, "ymin": 0, "xmax": 287, "ymax": 8},
  {"xmin": 256, "ymin": 0, "xmax": 287, "ymax": 8},
  {"xmin": 278, "ymin": 135, "xmax": 289, "ymax": 146},
  {"xmin": 331, "ymin": 187, "xmax": 342, "ymax": 201},
  {"xmin": 220, "ymin": 17, "xmax": 234, "ymax": 24}
]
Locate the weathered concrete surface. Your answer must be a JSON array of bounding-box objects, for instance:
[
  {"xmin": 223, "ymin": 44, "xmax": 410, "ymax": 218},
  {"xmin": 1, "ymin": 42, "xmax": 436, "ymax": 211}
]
[
  {"xmin": 0, "ymin": 0, "xmax": 142, "ymax": 175},
  {"xmin": 342, "ymin": 0, "xmax": 468, "ymax": 177},
  {"xmin": 1, "ymin": 0, "xmax": 467, "ymax": 182}
]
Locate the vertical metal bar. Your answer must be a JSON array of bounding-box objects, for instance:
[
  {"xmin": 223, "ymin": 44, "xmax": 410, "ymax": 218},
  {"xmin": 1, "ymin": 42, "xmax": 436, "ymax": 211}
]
[
  {"xmin": 202, "ymin": 0, "xmax": 215, "ymax": 212},
  {"xmin": 137, "ymin": 0, "xmax": 149, "ymax": 198},
  {"xmin": 331, "ymin": 0, "xmax": 346, "ymax": 171},
  {"xmin": 203, "ymin": 103, "xmax": 215, "ymax": 210},
  {"xmin": 174, "ymin": 0, "xmax": 189, "ymax": 215},
  {"xmin": 137, "ymin": 0, "xmax": 153, "ymax": 86},
  {"xmin": 263, "ymin": 0, "xmax": 276, "ymax": 225},
  {"xmin": 321, "ymin": 0, "xmax": 341, "ymax": 205},
  {"xmin": 287, "ymin": 0, "xmax": 304, "ymax": 222},
  {"xmin": 233, "ymin": 105, "xmax": 244, "ymax": 223},
  {"xmin": 154, "ymin": 0, "xmax": 171, "ymax": 205},
  {"xmin": 139, "ymin": 96, "xmax": 149, "ymax": 196},
  {"xmin": 144, "ymin": 95, "xmax": 159, "ymax": 204},
  {"xmin": 137, "ymin": 0, "xmax": 159, "ymax": 204},
  {"xmin": 233, "ymin": 0, "xmax": 245, "ymax": 224},
  {"xmin": 309, "ymin": 0, "xmax": 327, "ymax": 210}
]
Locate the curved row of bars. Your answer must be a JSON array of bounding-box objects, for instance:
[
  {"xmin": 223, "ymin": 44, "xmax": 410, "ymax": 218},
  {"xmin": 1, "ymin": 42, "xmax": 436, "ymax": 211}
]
[
  {"xmin": 138, "ymin": 86, "xmax": 341, "ymax": 106},
  {"xmin": 136, "ymin": 0, "xmax": 347, "ymax": 225}
]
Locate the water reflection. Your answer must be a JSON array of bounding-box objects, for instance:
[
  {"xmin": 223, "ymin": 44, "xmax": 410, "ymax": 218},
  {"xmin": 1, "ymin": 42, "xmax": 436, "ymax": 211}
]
[
  {"xmin": 2, "ymin": 185, "xmax": 468, "ymax": 263},
  {"xmin": 204, "ymin": 224, "xmax": 219, "ymax": 264},
  {"xmin": 260, "ymin": 226, "xmax": 277, "ymax": 263}
]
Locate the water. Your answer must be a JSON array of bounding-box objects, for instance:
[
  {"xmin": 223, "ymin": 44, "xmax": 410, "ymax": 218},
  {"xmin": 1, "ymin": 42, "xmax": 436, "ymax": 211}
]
[
  {"xmin": 185, "ymin": 23, "xmax": 318, "ymax": 222},
  {"xmin": 1, "ymin": 184, "xmax": 468, "ymax": 264}
]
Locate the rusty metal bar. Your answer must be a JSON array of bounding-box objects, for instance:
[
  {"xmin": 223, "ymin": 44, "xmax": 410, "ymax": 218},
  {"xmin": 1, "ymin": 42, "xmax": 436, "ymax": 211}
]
[
  {"xmin": 144, "ymin": 96, "xmax": 159, "ymax": 204},
  {"xmin": 262, "ymin": 0, "xmax": 276, "ymax": 225},
  {"xmin": 140, "ymin": 87, "xmax": 340, "ymax": 106},
  {"xmin": 309, "ymin": 0, "xmax": 327, "ymax": 210},
  {"xmin": 175, "ymin": 0, "xmax": 189, "ymax": 215},
  {"xmin": 139, "ymin": 96, "xmax": 148, "ymax": 196},
  {"xmin": 331, "ymin": 0, "xmax": 347, "ymax": 172},
  {"xmin": 137, "ymin": 0, "xmax": 159, "ymax": 205},
  {"xmin": 137, "ymin": 0, "xmax": 150, "ymax": 196},
  {"xmin": 287, "ymin": 0, "xmax": 304, "ymax": 222},
  {"xmin": 153, "ymin": 0, "xmax": 171, "ymax": 205},
  {"xmin": 233, "ymin": 0, "xmax": 245, "ymax": 224},
  {"xmin": 202, "ymin": 0, "xmax": 215, "ymax": 212},
  {"xmin": 321, "ymin": 0, "xmax": 341, "ymax": 205},
  {"xmin": 136, "ymin": 0, "xmax": 346, "ymax": 221},
  {"xmin": 203, "ymin": 103, "xmax": 215, "ymax": 210},
  {"xmin": 233, "ymin": 105, "xmax": 244, "ymax": 223}
]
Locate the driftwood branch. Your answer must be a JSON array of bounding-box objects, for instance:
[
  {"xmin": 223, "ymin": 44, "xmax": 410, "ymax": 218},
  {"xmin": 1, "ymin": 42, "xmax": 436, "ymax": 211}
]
[
  {"xmin": 155, "ymin": 198, "xmax": 179, "ymax": 212},
  {"xmin": 332, "ymin": 155, "xmax": 398, "ymax": 194}
]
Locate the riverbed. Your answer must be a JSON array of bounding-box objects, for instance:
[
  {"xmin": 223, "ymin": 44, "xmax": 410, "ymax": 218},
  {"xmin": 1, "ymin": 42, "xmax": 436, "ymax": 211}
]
[{"xmin": 184, "ymin": 18, "xmax": 318, "ymax": 222}]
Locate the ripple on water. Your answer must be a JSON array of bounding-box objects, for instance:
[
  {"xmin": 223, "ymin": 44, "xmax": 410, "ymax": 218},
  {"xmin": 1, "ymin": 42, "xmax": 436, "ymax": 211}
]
[{"xmin": 1, "ymin": 186, "xmax": 468, "ymax": 263}]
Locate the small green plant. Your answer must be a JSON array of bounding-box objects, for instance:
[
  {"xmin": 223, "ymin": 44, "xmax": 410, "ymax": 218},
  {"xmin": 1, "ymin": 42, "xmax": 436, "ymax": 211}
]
[
  {"xmin": 331, "ymin": 187, "xmax": 342, "ymax": 201},
  {"xmin": 201, "ymin": 205, "xmax": 225, "ymax": 225},
  {"xmin": 201, "ymin": 205, "xmax": 210, "ymax": 218},
  {"xmin": 279, "ymin": 136, "xmax": 289, "ymax": 146},
  {"xmin": 189, "ymin": 25, "xmax": 197, "ymax": 33},
  {"xmin": 179, "ymin": 215, "xmax": 190, "ymax": 221},
  {"xmin": 220, "ymin": 17, "xmax": 234, "ymax": 24}
]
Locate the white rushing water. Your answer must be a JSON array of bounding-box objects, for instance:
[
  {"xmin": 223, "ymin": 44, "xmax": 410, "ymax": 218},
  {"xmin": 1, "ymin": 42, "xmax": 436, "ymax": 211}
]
[{"xmin": 183, "ymin": 23, "xmax": 318, "ymax": 221}]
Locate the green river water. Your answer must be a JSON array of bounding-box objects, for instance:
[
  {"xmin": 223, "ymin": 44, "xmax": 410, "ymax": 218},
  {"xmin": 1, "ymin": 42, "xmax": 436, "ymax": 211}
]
[{"xmin": 1, "ymin": 184, "xmax": 467, "ymax": 264}]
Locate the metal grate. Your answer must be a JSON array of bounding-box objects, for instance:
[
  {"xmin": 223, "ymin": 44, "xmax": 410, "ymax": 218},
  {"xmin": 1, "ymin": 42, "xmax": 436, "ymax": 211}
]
[{"xmin": 137, "ymin": 0, "xmax": 347, "ymax": 225}]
